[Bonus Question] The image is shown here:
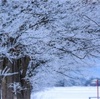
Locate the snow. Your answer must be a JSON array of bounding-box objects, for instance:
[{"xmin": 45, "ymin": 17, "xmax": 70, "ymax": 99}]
[{"xmin": 31, "ymin": 87, "xmax": 98, "ymax": 99}]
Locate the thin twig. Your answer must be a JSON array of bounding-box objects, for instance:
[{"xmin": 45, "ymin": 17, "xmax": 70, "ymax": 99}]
[{"xmin": 83, "ymin": 15, "xmax": 100, "ymax": 27}]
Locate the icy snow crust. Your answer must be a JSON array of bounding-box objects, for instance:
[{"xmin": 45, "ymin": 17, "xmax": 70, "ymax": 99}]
[{"xmin": 31, "ymin": 87, "xmax": 97, "ymax": 99}]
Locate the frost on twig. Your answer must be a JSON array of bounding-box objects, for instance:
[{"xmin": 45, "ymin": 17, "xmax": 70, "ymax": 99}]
[
  {"xmin": 9, "ymin": 82, "xmax": 27, "ymax": 95},
  {"xmin": 0, "ymin": 66, "xmax": 18, "ymax": 80}
]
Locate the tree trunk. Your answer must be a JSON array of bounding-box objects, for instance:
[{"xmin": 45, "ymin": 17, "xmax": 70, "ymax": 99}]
[{"xmin": 0, "ymin": 56, "xmax": 31, "ymax": 99}]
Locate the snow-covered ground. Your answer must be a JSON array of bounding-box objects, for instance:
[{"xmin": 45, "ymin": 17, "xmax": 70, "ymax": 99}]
[{"xmin": 31, "ymin": 87, "xmax": 98, "ymax": 99}]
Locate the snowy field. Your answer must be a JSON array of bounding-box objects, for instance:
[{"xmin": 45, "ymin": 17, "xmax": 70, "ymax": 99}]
[{"xmin": 31, "ymin": 87, "xmax": 98, "ymax": 99}]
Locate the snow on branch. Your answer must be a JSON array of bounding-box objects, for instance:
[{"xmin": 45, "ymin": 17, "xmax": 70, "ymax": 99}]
[
  {"xmin": 9, "ymin": 82, "xmax": 27, "ymax": 95},
  {"xmin": 0, "ymin": 66, "xmax": 18, "ymax": 79}
]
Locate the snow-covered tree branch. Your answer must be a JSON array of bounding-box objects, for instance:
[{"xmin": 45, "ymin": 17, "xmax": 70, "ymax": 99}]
[{"xmin": 0, "ymin": 0, "xmax": 100, "ymax": 98}]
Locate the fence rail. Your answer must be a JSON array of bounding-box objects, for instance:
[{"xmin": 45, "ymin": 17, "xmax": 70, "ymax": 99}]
[{"xmin": 89, "ymin": 97, "xmax": 100, "ymax": 99}]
